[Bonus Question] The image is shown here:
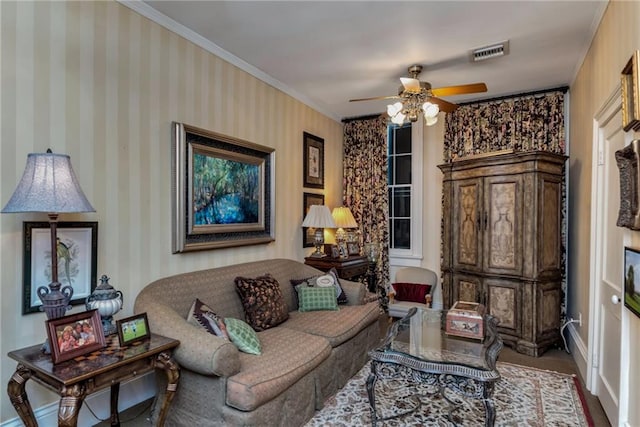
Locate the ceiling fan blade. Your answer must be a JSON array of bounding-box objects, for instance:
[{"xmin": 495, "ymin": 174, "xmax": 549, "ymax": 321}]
[
  {"xmin": 349, "ymin": 95, "xmax": 400, "ymax": 102},
  {"xmin": 431, "ymin": 83, "xmax": 487, "ymax": 97},
  {"xmin": 400, "ymin": 77, "xmax": 421, "ymax": 93},
  {"xmin": 428, "ymin": 96, "xmax": 458, "ymax": 113}
]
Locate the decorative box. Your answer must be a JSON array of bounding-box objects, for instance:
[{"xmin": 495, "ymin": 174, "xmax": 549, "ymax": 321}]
[{"xmin": 445, "ymin": 301, "xmax": 485, "ymax": 341}]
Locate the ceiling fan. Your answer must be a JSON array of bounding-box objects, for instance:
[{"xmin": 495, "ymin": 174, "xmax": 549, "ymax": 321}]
[{"xmin": 349, "ymin": 64, "xmax": 487, "ymax": 125}]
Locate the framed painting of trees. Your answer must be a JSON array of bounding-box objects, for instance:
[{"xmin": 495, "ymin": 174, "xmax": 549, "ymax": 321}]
[{"xmin": 172, "ymin": 122, "xmax": 275, "ymax": 252}]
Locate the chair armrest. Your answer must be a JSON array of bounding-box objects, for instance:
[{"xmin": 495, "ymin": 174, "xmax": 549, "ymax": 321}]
[
  {"xmin": 339, "ymin": 278, "xmax": 367, "ymax": 305},
  {"xmin": 134, "ymin": 300, "xmax": 240, "ymax": 377}
]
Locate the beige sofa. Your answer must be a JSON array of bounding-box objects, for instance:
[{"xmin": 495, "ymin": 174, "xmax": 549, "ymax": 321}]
[{"xmin": 134, "ymin": 258, "xmax": 380, "ymax": 426}]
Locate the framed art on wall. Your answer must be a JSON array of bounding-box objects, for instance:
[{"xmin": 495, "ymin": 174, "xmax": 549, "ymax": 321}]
[
  {"xmin": 172, "ymin": 122, "xmax": 276, "ymax": 252},
  {"xmin": 46, "ymin": 309, "xmax": 106, "ymax": 364},
  {"xmin": 624, "ymin": 246, "xmax": 640, "ymax": 319},
  {"xmin": 303, "ymin": 132, "xmax": 324, "ymax": 189},
  {"xmin": 23, "ymin": 221, "xmax": 98, "ymax": 315},
  {"xmin": 303, "ymin": 192, "xmax": 325, "ymax": 248},
  {"xmin": 622, "ymin": 50, "xmax": 640, "ymax": 132}
]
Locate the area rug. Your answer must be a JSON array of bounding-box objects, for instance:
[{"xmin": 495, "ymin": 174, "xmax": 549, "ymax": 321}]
[{"xmin": 305, "ymin": 361, "xmax": 594, "ymax": 426}]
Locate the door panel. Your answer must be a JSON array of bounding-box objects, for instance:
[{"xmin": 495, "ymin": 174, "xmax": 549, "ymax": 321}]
[
  {"xmin": 452, "ymin": 274, "xmax": 482, "ymax": 303},
  {"xmin": 452, "ymin": 179, "xmax": 482, "ymax": 271},
  {"xmin": 484, "ymin": 175, "xmax": 523, "ymax": 275},
  {"xmin": 539, "ymin": 177, "xmax": 562, "ymax": 273},
  {"xmin": 485, "ymin": 278, "xmax": 520, "ymax": 335}
]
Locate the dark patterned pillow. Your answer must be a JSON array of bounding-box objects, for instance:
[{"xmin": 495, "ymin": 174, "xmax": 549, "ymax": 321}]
[
  {"xmin": 234, "ymin": 274, "xmax": 289, "ymax": 331},
  {"xmin": 186, "ymin": 298, "xmax": 230, "ymax": 340},
  {"xmin": 290, "ymin": 267, "xmax": 348, "ymax": 305}
]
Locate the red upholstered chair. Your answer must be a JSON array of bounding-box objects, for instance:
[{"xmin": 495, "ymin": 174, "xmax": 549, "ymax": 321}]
[{"xmin": 388, "ymin": 267, "xmax": 438, "ymax": 319}]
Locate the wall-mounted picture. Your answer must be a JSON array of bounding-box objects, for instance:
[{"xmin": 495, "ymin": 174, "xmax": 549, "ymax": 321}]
[
  {"xmin": 46, "ymin": 309, "xmax": 106, "ymax": 364},
  {"xmin": 303, "ymin": 132, "xmax": 324, "ymax": 189},
  {"xmin": 615, "ymin": 140, "xmax": 640, "ymax": 230},
  {"xmin": 116, "ymin": 313, "xmax": 151, "ymax": 346},
  {"xmin": 23, "ymin": 222, "xmax": 98, "ymax": 315},
  {"xmin": 303, "ymin": 192, "xmax": 325, "ymax": 248},
  {"xmin": 622, "ymin": 50, "xmax": 640, "ymax": 132},
  {"xmin": 172, "ymin": 122, "xmax": 275, "ymax": 252},
  {"xmin": 624, "ymin": 246, "xmax": 640, "ymax": 319}
]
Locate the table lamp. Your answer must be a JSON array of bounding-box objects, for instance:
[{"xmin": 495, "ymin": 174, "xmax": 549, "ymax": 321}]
[
  {"xmin": 302, "ymin": 205, "xmax": 336, "ymax": 257},
  {"xmin": 2, "ymin": 150, "xmax": 95, "ymax": 320},
  {"xmin": 331, "ymin": 206, "xmax": 358, "ymax": 243}
]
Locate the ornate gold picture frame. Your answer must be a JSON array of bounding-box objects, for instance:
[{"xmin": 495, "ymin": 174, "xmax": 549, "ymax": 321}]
[{"xmin": 622, "ymin": 50, "xmax": 640, "ymax": 132}]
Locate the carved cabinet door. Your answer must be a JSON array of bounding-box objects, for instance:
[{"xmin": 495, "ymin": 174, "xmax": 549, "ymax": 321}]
[
  {"xmin": 482, "ymin": 175, "xmax": 523, "ymax": 275},
  {"xmin": 452, "ymin": 178, "xmax": 483, "ymax": 272}
]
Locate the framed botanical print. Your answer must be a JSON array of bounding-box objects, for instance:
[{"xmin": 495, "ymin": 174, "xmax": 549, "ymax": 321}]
[
  {"xmin": 23, "ymin": 221, "xmax": 98, "ymax": 315},
  {"xmin": 303, "ymin": 132, "xmax": 324, "ymax": 189},
  {"xmin": 303, "ymin": 192, "xmax": 325, "ymax": 247}
]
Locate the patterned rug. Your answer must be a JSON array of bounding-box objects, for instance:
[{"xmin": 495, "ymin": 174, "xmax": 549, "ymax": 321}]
[{"xmin": 305, "ymin": 360, "xmax": 594, "ymax": 426}]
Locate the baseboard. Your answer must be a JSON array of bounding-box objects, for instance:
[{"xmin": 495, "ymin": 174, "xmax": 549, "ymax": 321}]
[
  {"xmin": 567, "ymin": 323, "xmax": 589, "ymax": 385},
  {"xmin": 1, "ymin": 372, "xmax": 155, "ymax": 427}
]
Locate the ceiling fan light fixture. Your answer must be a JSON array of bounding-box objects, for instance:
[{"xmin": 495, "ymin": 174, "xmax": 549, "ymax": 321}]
[
  {"xmin": 391, "ymin": 111, "xmax": 405, "ymax": 125},
  {"xmin": 422, "ymin": 102, "xmax": 439, "ymax": 118},
  {"xmin": 387, "ymin": 102, "xmax": 403, "ymax": 117},
  {"xmin": 425, "ymin": 115, "xmax": 438, "ymax": 126}
]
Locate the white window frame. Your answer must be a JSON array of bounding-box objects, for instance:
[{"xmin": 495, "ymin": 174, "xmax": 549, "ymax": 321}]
[{"xmin": 389, "ymin": 120, "xmax": 423, "ymax": 267}]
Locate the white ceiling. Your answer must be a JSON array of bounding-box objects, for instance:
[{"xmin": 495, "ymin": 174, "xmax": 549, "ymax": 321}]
[{"xmin": 133, "ymin": 1, "xmax": 608, "ymax": 122}]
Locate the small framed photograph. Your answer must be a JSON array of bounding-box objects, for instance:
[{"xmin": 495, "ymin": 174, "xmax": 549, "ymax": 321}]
[
  {"xmin": 330, "ymin": 245, "xmax": 340, "ymax": 258},
  {"xmin": 347, "ymin": 242, "xmax": 360, "ymax": 256},
  {"xmin": 303, "ymin": 192, "xmax": 325, "ymax": 248},
  {"xmin": 622, "ymin": 50, "xmax": 640, "ymax": 132},
  {"xmin": 116, "ymin": 313, "xmax": 151, "ymax": 346},
  {"xmin": 624, "ymin": 246, "xmax": 640, "ymax": 319},
  {"xmin": 23, "ymin": 221, "xmax": 98, "ymax": 315},
  {"xmin": 303, "ymin": 132, "xmax": 324, "ymax": 189},
  {"xmin": 46, "ymin": 309, "xmax": 106, "ymax": 364}
]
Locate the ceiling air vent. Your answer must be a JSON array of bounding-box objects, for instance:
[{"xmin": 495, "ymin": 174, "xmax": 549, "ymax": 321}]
[{"xmin": 470, "ymin": 40, "xmax": 509, "ymax": 62}]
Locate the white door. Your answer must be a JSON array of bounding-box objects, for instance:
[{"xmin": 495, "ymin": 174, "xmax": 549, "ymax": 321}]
[{"xmin": 590, "ymin": 93, "xmax": 626, "ymax": 426}]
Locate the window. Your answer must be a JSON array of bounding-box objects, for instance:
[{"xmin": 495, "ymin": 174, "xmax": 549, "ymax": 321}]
[
  {"xmin": 388, "ymin": 124, "xmax": 412, "ymax": 249},
  {"xmin": 387, "ymin": 121, "xmax": 423, "ymax": 262}
]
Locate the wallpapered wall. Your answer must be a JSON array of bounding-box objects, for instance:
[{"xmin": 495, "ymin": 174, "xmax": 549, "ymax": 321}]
[{"xmin": 0, "ymin": 1, "xmax": 343, "ymax": 422}]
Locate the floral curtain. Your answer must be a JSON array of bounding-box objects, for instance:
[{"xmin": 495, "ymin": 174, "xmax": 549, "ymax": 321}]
[
  {"xmin": 343, "ymin": 115, "xmax": 390, "ymax": 309},
  {"xmin": 444, "ymin": 91, "xmax": 565, "ymax": 161}
]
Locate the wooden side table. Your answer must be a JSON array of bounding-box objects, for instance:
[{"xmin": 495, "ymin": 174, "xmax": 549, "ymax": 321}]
[
  {"xmin": 7, "ymin": 333, "xmax": 180, "ymax": 427},
  {"xmin": 304, "ymin": 255, "xmax": 369, "ymax": 280}
]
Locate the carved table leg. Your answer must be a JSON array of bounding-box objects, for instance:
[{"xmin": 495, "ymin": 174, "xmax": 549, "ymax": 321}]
[
  {"xmin": 482, "ymin": 382, "xmax": 496, "ymax": 427},
  {"xmin": 7, "ymin": 364, "xmax": 37, "ymax": 427},
  {"xmin": 365, "ymin": 362, "xmax": 379, "ymax": 427},
  {"xmin": 153, "ymin": 351, "xmax": 180, "ymax": 426},
  {"xmin": 110, "ymin": 382, "xmax": 120, "ymax": 426},
  {"xmin": 58, "ymin": 383, "xmax": 87, "ymax": 427}
]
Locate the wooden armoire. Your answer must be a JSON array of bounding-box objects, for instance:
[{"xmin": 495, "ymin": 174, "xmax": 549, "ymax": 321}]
[{"xmin": 439, "ymin": 150, "xmax": 567, "ymax": 356}]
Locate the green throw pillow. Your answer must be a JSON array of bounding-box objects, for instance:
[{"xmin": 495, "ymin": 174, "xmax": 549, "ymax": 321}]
[
  {"xmin": 296, "ymin": 285, "xmax": 339, "ymax": 312},
  {"xmin": 225, "ymin": 317, "xmax": 262, "ymax": 355}
]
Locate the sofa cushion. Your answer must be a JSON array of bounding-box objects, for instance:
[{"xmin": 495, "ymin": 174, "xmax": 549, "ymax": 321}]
[
  {"xmin": 226, "ymin": 327, "xmax": 331, "ymax": 411},
  {"xmin": 186, "ymin": 298, "xmax": 230, "ymax": 340},
  {"xmin": 392, "ymin": 282, "xmax": 432, "ymax": 304},
  {"xmin": 235, "ymin": 274, "xmax": 289, "ymax": 331},
  {"xmin": 225, "ymin": 317, "xmax": 262, "ymax": 355},
  {"xmin": 283, "ymin": 302, "xmax": 380, "ymax": 347},
  {"xmin": 290, "ymin": 267, "xmax": 348, "ymax": 305},
  {"xmin": 296, "ymin": 285, "xmax": 339, "ymax": 312}
]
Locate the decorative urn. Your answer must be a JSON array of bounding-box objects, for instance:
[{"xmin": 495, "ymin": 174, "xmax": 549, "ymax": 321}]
[{"xmin": 86, "ymin": 275, "xmax": 123, "ymax": 336}]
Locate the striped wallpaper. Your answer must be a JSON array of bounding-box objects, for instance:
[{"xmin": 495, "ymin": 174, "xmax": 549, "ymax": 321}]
[{"xmin": 0, "ymin": 1, "xmax": 343, "ymax": 420}]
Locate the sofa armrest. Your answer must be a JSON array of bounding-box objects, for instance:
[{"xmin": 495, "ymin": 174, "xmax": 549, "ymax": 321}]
[
  {"xmin": 134, "ymin": 300, "xmax": 240, "ymax": 377},
  {"xmin": 340, "ymin": 278, "xmax": 367, "ymax": 305}
]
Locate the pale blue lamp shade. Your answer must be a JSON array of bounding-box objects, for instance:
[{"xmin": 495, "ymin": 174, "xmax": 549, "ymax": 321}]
[{"xmin": 1, "ymin": 151, "xmax": 95, "ymax": 214}]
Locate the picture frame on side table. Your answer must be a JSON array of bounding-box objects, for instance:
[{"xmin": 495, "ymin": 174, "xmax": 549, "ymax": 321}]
[
  {"xmin": 303, "ymin": 192, "xmax": 325, "ymax": 248},
  {"xmin": 624, "ymin": 246, "xmax": 640, "ymax": 319},
  {"xmin": 172, "ymin": 122, "xmax": 275, "ymax": 253},
  {"xmin": 347, "ymin": 242, "xmax": 361, "ymax": 256},
  {"xmin": 23, "ymin": 221, "xmax": 98, "ymax": 315},
  {"xmin": 622, "ymin": 50, "xmax": 640, "ymax": 132},
  {"xmin": 116, "ymin": 313, "xmax": 151, "ymax": 346},
  {"xmin": 46, "ymin": 309, "xmax": 106, "ymax": 364},
  {"xmin": 303, "ymin": 132, "xmax": 324, "ymax": 189}
]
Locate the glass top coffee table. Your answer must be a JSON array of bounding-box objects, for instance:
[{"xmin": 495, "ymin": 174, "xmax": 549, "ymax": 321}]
[{"xmin": 367, "ymin": 307, "xmax": 503, "ymax": 426}]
